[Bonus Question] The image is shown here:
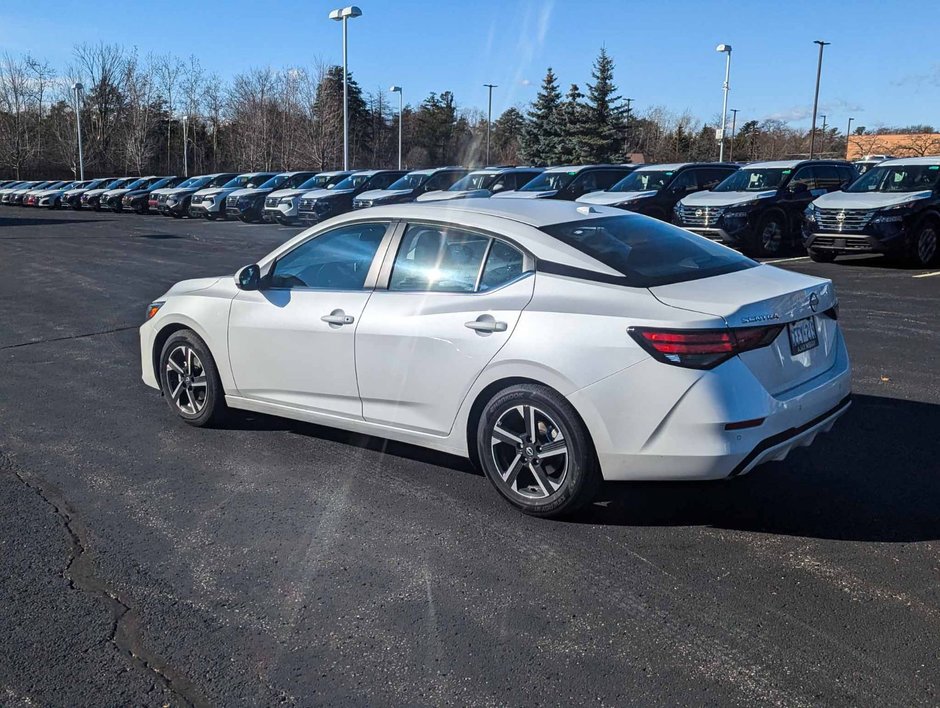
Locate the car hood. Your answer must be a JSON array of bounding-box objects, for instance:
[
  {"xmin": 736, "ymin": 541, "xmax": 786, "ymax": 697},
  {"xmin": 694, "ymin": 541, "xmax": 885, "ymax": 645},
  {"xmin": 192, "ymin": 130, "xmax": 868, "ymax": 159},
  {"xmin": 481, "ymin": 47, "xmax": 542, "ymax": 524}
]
[
  {"xmin": 150, "ymin": 187, "xmax": 176, "ymax": 196},
  {"xmin": 680, "ymin": 190, "xmax": 778, "ymax": 207},
  {"xmin": 811, "ymin": 190, "xmax": 933, "ymax": 210},
  {"xmin": 300, "ymin": 188, "xmax": 351, "ymax": 200},
  {"xmin": 228, "ymin": 187, "xmax": 270, "ymax": 198},
  {"xmin": 194, "ymin": 187, "xmax": 234, "ymax": 198},
  {"xmin": 578, "ymin": 190, "xmax": 658, "ymax": 205},
  {"xmin": 83, "ymin": 188, "xmax": 110, "ymax": 197},
  {"xmin": 103, "ymin": 188, "xmax": 131, "ymax": 198},
  {"xmin": 357, "ymin": 188, "xmax": 413, "ymax": 201},
  {"xmin": 163, "ymin": 276, "xmax": 225, "ymax": 299},
  {"xmin": 492, "ymin": 189, "xmax": 557, "ymax": 199},
  {"xmin": 268, "ymin": 188, "xmax": 307, "ymax": 200},
  {"xmin": 416, "ymin": 189, "xmax": 491, "ymax": 202}
]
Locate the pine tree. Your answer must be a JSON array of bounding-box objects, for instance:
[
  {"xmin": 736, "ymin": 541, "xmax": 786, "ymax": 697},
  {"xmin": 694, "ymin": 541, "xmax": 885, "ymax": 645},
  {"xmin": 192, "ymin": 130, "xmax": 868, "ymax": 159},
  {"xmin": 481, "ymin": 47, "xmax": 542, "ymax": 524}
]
[
  {"xmin": 521, "ymin": 68, "xmax": 562, "ymax": 166},
  {"xmin": 557, "ymin": 83, "xmax": 587, "ymax": 164},
  {"xmin": 492, "ymin": 107, "xmax": 525, "ymax": 164},
  {"xmin": 580, "ymin": 48, "xmax": 626, "ymax": 163}
]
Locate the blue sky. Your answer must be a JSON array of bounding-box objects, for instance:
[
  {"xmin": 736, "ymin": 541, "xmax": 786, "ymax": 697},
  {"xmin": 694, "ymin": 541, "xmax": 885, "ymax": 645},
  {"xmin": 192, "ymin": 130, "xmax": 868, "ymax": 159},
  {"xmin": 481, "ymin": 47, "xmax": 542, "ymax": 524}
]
[{"xmin": 1, "ymin": 0, "xmax": 936, "ymax": 131}]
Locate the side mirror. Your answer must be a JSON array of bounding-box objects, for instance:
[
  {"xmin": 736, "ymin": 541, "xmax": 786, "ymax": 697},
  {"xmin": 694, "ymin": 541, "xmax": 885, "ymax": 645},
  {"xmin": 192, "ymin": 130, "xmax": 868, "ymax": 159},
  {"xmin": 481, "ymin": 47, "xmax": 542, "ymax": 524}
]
[
  {"xmin": 235, "ymin": 264, "xmax": 261, "ymax": 291},
  {"xmin": 789, "ymin": 182, "xmax": 809, "ymax": 195}
]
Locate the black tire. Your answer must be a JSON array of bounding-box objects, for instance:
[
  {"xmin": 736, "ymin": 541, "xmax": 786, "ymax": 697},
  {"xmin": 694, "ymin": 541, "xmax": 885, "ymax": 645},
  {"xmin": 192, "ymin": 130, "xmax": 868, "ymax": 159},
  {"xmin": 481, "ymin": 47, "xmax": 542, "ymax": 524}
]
[
  {"xmin": 171, "ymin": 211, "xmax": 183, "ymax": 219},
  {"xmin": 158, "ymin": 329, "xmax": 227, "ymax": 427},
  {"xmin": 747, "ymin": 213, "xmax": 788, "ymax": 257},
  {"xmin": 808, "ymin": 249, "xmax": 837, "ymax": 263},
  {"xmin": 476, "ymin": 383, "xmax": 600, "ymax": 518},
  {"xmin": 906, "ymin": 218, "xmax": 939, "ymax": 268},
  {"xmin": 206, "ymin": 212, "xmax": 219, "ymax": 221}
]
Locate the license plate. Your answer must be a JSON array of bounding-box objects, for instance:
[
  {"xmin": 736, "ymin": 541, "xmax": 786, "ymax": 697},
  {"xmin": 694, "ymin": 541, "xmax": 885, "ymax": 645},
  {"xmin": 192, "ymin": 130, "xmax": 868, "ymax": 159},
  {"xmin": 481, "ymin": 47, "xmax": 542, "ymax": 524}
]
[{"xmin": 788, "ymin": 316, "xmax": 818, "ymax": 355}]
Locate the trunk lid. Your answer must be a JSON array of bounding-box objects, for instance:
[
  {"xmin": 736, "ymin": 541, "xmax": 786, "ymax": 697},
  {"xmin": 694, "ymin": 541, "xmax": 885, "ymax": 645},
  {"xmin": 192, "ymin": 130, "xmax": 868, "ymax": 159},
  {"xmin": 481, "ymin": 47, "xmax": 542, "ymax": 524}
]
[{"xmin": 650, "ymin": 265, "xmax": 839, "ymax": 395}]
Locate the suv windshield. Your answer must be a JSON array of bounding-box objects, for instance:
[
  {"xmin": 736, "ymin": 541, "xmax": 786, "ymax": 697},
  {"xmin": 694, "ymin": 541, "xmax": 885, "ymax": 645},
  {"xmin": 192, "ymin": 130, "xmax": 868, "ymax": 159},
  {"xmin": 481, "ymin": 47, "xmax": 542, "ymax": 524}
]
[
  {"xmin": 519, "ymin": 171, "xmax": 575, "ymax": 192},
  {"xmin": 299, "ymin": 174, "xmax": 342, "ymax": 190},
  {"xmin": 388, "ymin": 173, "xmax": 429, "ymax": 190},
  {"xmin": 259, "ymin": 174, "xmax": 291, "ymax": 190},
  {"xmin": 715, "ymin": 168, "xmax": 789, "ymax": 192},
  {"xmin": 124, "ymin": 178, "xmax": 147, "ymax": 190},
  {"xmin": 845, "ymin": 164, "xmax": 940, "ymax": 193},
  {"xmin": 449, "ymin": 172, "xmax": 497, "ymax": 191},
  {"xmin": 332, "ymin": 173, "xmax": 372, "ymax": 190},
  {"xmin": 176, "ymin": 177, "xmax": 203, "ymax": 189},
  {"xmin": 225, "ymin": 175, "xmax": 258, "ymax": 189},
  {"xmin": 540, "ymin": 216, "xmax": 755, "ymax": 287},
  {"xmin": 609, "ymin": 170, "xmax": 673, "ymax": 193}
]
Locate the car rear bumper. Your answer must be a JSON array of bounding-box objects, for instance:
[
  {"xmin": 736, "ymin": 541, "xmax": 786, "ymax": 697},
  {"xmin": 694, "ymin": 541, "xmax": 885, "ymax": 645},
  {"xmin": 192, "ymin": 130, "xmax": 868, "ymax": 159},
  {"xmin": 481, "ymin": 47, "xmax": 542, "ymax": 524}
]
[{"xmin": 568, "ymin": 328, "xmax": 852, "ymax": 481}]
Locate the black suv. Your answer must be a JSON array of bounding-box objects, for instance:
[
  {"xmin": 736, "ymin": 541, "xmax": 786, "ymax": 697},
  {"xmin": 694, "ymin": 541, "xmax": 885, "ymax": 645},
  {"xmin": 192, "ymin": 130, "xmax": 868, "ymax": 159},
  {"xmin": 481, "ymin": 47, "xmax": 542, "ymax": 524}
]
[
  {"xmin": 122, "ymin": 176, "xmax": 183, "ymax": 213},
  {"xmin": 578, "ymin": 162, "xmax": 737, "ymax": 221},
  {"xmin": 802, "ymin": 157, "xmax": 940, "ymax": 266},
  {"xmin": 673, "ymin": 159, "xmax": 856, "ymax": 256},
  {"xmin": 494, "ymin": 164, "xmax": 635, "ymax": 202},
  {"xmin": 298, "ymin": 170, "xmax": 407, "ymax": 224},
  {"xmin": 352, "ymin": 167, "xmax": 469, "ymax": 209}
]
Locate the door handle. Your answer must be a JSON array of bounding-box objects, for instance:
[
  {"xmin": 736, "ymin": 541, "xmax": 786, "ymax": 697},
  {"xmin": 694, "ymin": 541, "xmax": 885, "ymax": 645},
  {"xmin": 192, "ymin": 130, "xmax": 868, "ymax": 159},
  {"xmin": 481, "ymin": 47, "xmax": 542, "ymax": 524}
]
[
  {"xmin": 321, "ymin": 310, "xmax": 355, "ymax": 326},
  {"xmin": 465, "ymin": 316, "xmax": 508, "ymax": 333}
]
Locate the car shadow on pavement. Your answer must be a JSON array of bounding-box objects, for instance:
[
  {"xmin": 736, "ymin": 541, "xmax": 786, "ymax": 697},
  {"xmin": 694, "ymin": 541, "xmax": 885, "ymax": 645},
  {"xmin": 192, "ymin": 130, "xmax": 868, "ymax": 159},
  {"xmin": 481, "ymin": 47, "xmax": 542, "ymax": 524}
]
[
  {"xmin": 578, "ymin": 393, "xmax": 940, "ymax": 542},
  {"xmin": 0, "ymin": 215, "xmax": 105, "ymax": 229}
]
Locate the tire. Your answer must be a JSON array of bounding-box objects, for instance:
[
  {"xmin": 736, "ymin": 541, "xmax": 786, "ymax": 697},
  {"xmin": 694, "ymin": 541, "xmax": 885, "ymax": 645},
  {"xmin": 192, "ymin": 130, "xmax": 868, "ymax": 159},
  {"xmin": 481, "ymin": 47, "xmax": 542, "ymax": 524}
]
[
  {"xmin": 476, "ymin": 383, "xmax": 600, "ymax": 518},
  {"xmin": 171, "ymin": 211, "xmax": 183, "ymax": 219},
  {"xmin": 158, "ymin": 329, "xmax": 227, "ymax": 427},
  {"xmin": 748, "ymin": 213, "xmax": 788, "ymax": 257},
  {"xmin": 906, "ymin": 219, "xmax": 939, "ymax": 267},
  {"xmin": 206, "ymin": 212, "xmax": 218, "ymax": 221},
  {"xmin": 808, "ymin": 249, "xmax": 837, "ymax": 263}
]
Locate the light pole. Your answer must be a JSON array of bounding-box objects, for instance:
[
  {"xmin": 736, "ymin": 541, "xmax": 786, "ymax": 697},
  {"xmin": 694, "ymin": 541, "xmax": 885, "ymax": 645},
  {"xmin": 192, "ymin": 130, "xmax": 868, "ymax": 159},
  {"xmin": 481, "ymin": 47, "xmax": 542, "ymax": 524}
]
[
  {"xmin": 716, "ymin": 44, "xmax": 732, "ymax": 162},
  {"xmin": 624, "ymin": 98, "xmax": 634, "ymax": 158},
  {"xmin": 846, "ymin": 116, "xmax": 854, "ymax": 159},
  {"xmin": 819, "ymin": 114, "xmax": 827, "ymax": 155},
  {"xmin": 329, "ymin": 5, "xmax": 362, "ymax": 171},
  {"xmin": 729, "ymin": 109, "xmax": 739, "ymax": 162},
  {"xmin": 483, "ymin": 83, "xmax": 497, "ymax": 165},
  {"xmin": 389, "ymin": 85, "xmax": 402, "ymax": 170},
  {"xmin": 71, "ymin": 82, "xmax": 84, "ymax": 180},
  {"xmin": 809, "ymin": 40, "xmax": 830, "ymax": 159},
  {"xmin": 181, "ymin": 115, "xmax": 189, "ymax": 177}
]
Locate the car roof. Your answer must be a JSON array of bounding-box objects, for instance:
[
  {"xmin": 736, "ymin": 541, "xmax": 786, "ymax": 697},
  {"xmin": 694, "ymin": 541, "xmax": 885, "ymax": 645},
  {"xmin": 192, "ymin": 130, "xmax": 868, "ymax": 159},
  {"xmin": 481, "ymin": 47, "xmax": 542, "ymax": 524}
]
[
  {"xmin": 315, "ymin": 170, "xmax": 352, "ymax": 177},
  {"xmin": 543, "ymin": 164, "xmax": 632, "ymax": 174},
  {"xmin": 877, "ymin": 156, "xmax": 940, "ymax": 167}
]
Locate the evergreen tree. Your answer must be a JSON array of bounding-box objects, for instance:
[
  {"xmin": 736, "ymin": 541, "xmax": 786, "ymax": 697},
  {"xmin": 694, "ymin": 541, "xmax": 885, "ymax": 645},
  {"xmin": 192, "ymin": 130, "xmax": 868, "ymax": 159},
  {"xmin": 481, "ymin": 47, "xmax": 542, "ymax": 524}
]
[
  {"xmin": 557, "ymin": 83, "xmax": 588, "ymax": 164},
  {"xmin": 580, "ymin": 48, "xmax": 626, "ymax": 163},
  {"xmin": 414, "ymin": 91, "xmax": 458, "ymax": 165},
  {"xmin": 521, "ymin": 67, "xmax": 562, "ymax": 166},
  {"xmin": 492, "ymin": 107, "xmax": 525, "ymax": 164}
]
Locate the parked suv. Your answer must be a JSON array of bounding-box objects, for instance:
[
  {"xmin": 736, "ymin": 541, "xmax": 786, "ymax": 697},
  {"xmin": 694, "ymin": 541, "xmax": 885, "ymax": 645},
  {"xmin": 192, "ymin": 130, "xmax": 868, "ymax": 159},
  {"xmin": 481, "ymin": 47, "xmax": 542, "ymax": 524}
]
[
  {"xmin": 265, "ymin": 170, "xmax": 352, "ymax": 224},
  {"xmin": 673, "ymin": 159, "xmax": 856, "ymax": 256},
  {"xmin": 493, "ymin": 164, "xmax": 634, "ymax": 201},
  {"xmin": 853, "ymin": 155, "xmax": 892, "ymax": 176},
  {"xmin": 803, "ymin": 156, "xmax": 940, "ymax": 266},
  {"xmin": 123, "ymin": 176, "xmax": 183, "ymax": 214},
  {"xmin": 101, "ymin": 176, "xmax": 162, "ymax": 212},
  {"xmin": 158, "ymin": 173, "xmax": 238, "ymax": 217},
  {"xmin": 27, "ymin": 181, "xmax": 73, "ymax": 207},
  {"xmin": 189, "ymin": 172, "xmax": 276, "ymax": 220},
  {"xmin": 62, "ymin": 178, "xmax": 111, "ymax": 209},
  {"xmin": 296, "ymin": 170, "xmax": 406, "ymax": 224},
  {"xmin": 352, "ymin": 167, "xmax": 469, "ymax": 209},
  {"xmin": 81, "ymin": 178, "xmax": 133, "ymax": 210},
  {"xmin": 578, "ymin": 162, "xmax": 736, "ymax": 221},
  {"xmin": 38, "ymin": 180, "xmax": 90, "ymax": 208},
  {"xmin": 224, "ymin": 171, "xmax": 317, "ymax": 223},
  {"xmin": 416, "ymin": 166, "xmax": 544, "ymax": 202}
]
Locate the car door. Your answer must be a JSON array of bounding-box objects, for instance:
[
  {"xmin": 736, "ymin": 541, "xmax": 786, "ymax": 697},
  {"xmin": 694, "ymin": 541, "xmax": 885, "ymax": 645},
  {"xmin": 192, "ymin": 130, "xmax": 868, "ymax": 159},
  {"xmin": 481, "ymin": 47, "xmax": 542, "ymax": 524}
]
[
  {"xmin": 355, "ymin": 222, "xmax": 535, "ymax": 434},
  {"xmin": 227, "ymin": 220, "xmax": 392, "ymax": 418}
]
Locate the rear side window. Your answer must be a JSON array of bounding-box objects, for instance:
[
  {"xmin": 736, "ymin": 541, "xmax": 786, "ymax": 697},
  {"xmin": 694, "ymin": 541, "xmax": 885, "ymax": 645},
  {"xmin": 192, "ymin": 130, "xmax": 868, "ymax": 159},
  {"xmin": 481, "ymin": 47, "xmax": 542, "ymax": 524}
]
[
  {"xmin": 369, "ymin": 173, "xmax": 400, "ymax": 190},
  {"xmin": 539, "ymin": 216, "xmax": 756, "ymax": 287},
  {"xmin": 480, "ymin": 241, "xmax": 527, "ymax": 291},
  {"xmin": 390, "ymin": 225, "xmax": 489, "ymax": 292}
]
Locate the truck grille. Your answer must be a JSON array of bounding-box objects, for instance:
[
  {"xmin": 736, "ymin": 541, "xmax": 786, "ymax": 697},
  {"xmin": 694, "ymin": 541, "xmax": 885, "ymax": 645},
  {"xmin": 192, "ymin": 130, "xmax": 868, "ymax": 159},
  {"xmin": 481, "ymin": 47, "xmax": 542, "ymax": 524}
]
[
  {"xmin": 352, "ymin": 199, "xmax": 372, "ymax": 209},
  {"xmin": 226, "ymin": 195, "xmax": 239, "ymax": 207},
  {"xmin": 298, "ymin": 198, "xmax": 316, "ymax": 211},
  {"xmin": 816, "ymin": 208, "xmax": 876, "ymax": 232},
  {"xmin": 677, "ymin": 204, "xmax": 725, "ymax": 227},
  {"xmin": 810, "ymin": 235, "xmax": 873, "ymax": 251}
]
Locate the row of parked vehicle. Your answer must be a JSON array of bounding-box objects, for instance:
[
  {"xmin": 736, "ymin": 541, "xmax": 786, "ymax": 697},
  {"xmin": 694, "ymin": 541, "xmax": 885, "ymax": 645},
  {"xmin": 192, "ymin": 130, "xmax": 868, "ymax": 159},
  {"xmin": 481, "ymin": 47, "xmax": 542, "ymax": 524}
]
[{"xmin": 3, "ymin": 154, "xmax": 937, "ymax": 266}]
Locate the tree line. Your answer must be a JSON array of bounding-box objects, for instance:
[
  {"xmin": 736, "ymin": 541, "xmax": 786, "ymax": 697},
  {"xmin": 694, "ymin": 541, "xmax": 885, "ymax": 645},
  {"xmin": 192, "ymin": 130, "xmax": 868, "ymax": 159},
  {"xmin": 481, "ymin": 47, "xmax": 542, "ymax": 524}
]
[{"xmin": 0, "ymin": 42, "xmax": 863, "ymax": 181}]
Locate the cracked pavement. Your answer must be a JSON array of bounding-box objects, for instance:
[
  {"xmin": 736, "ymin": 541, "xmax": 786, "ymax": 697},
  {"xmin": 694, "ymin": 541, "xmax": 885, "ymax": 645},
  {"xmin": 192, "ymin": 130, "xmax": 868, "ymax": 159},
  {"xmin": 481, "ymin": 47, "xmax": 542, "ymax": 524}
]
[{"xmin": 0, "ymin": 209, "xmax": 938, "ymax": 706}]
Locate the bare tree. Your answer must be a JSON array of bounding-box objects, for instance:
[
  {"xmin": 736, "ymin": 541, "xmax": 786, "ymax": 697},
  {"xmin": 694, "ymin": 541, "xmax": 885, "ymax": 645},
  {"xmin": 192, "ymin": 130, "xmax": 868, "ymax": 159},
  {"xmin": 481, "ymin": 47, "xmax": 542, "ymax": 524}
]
[
  {"xmin": 155, "ymin": 53, "xmax": 184, "ymax": 173},
  {"xmin": 0, "ymin": 53, "xmax": 37, "ymax": 177}
]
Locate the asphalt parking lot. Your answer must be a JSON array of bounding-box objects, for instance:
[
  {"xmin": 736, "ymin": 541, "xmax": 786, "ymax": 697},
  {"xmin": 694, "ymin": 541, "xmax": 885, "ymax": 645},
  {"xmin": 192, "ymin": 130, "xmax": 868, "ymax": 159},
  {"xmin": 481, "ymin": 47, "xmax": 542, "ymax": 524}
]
[{"xmin": 1, "ymin": 208, "xmax": 938, "ymax": 707}]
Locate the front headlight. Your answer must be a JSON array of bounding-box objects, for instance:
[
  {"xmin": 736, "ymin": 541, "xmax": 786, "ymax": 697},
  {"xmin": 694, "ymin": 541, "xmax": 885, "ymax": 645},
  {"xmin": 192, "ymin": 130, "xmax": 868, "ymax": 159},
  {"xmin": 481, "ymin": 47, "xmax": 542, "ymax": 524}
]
[
  {"xmin": 673, "ymin": 201, "xmax": 684, "ymax": 214},
  {"xmin": 804, "ymin": 205, "xmax": 818, "ymax": 222},
  {"xmin": 871, "ymin": 197, "xmax": 926, "ymax": 223},
  {"xmin": 279, "ymin": 196, "xmax": 296, "ymax": 205}
]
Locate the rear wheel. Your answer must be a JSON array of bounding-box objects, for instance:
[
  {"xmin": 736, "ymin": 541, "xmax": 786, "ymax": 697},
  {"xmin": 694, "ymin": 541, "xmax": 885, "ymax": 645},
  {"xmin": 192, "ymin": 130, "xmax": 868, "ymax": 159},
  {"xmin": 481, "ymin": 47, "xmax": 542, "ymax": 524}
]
[
  {"xmin": 158, "ymin": 330, "xmax": 227, "ymax": 427},
  {"xmin": 808, "ymin": 249, "xmax": 837, "ymax": 263},
  {"xmin": 477, "ymin": 384, "xmax": 600, "ymax": 518},
  {"xmin": 907, "ymin": 220, "xmax": 938, "ymax": 267}
]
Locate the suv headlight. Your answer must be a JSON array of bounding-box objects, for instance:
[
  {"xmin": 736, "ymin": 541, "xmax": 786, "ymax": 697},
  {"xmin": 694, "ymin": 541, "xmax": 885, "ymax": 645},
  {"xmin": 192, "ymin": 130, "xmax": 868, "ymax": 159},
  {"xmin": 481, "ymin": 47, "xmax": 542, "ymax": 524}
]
[
  {"xmin": 803, "ymin": 204, "xmax": 819, "ymax": 222},
  {"xmin": 279, "ymin": 196, "xmax": 296, "ymax": 205},
  {"xmin": 673, "ymin": 201, "xmax": 684, "ymax": 214},
  {"xmin": 871, "ymin": 196, "xmax": 928, "ymax": 223}
]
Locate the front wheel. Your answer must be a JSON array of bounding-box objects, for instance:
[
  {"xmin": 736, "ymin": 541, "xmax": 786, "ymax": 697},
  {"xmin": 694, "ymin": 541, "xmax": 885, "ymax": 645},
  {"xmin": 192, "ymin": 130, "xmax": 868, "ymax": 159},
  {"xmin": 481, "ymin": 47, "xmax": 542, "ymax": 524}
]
[
  {"xmin": 808, "ymin": 248, "xmax": 837, "ymax": 263},
  {"xmin": 748, "ymin": 214, "xmax": 787, "ymax": 257},
  {"xmin": 206, "ymin": 212, "xmax": 219, "ymax": 221},
  {"xmin": 907, "ymin": 220, "xmax": 939, "ymax": 267},
  {"xmin": 477, "ymin": 384, "xmax": 600, "ymax": 518},
  {"xmin": 158, "ymin": 330, "xmax": 227, "ymax": 427}
]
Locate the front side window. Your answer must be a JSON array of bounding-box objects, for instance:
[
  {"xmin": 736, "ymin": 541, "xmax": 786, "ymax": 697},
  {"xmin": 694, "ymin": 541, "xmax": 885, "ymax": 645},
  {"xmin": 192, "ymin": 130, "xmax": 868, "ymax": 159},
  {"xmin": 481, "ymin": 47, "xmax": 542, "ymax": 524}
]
[
  {"xmin": 540, "ymin": 216, "xmax": 756, "ymax": 287},
  {"xmin": 518, "ymin": 171, "xmax": 576, "ymax": 192},
  {"xmin": 367, "ymin": 172, "xmax": 402, "ymax": 190},
  {"xmin": 389, "ymin": 225, "xmax": 490, "ymax": 292},
  {"xmin": 269, "ymin": 222, "xmax": 388, "ymax": 290},
  {"xmin": 789, "ymin": 166, "xmax": 817, "ymax": 190}
]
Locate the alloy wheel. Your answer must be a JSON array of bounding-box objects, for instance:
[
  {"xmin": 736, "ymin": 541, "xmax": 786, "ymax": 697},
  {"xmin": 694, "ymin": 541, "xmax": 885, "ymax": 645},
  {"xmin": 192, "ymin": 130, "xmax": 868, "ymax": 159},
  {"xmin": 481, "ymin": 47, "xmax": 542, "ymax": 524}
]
[
  {"xmin": 490, "ymin": 404, "xmax": 568, "ymax": 501},
  {"xmin": 918, "ymin": 226, "xmax": 937, "ymax": 265},
  {"xmin": 165, "ymin": 345, "xmax": 208, "ymax": 415},
  {"xmin": 761, "ymin": 220, "xmax": 784, "ymax": 254}
]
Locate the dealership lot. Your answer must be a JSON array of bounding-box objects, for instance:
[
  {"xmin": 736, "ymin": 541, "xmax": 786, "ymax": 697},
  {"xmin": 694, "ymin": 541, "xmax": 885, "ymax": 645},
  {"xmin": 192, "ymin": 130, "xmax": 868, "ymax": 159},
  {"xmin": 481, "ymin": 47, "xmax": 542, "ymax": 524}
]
[{"xmin": 1, "ymin": 210, "xmax": 938, "ymax": 706}]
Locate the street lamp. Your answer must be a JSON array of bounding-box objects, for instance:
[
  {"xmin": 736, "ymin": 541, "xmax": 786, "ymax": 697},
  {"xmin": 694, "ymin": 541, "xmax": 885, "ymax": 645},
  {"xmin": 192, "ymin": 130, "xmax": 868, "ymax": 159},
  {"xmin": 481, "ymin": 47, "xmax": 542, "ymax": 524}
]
[
  {"xmin": 181, "ymin": 115, "xmax": 189, "ymax": 177},
  {"xmin": 729, "ymin": 108, "xmax": 739, "ymax": 162},
  {"xmin": 389, "ymin": 86, "xmax": 402, "ymax": 170},
  {"xmin": 846, "ymin": 117, "xmax": 854, "ymax": 159},
  {"xmin": 716, "ymin": 44, "xmax": 732, "ymax": 162},
  {"xmin": 483, "ymin": 83, "xmax": 497, "ymax": 165},
  {"xmin": 819, "ymin": 114, "xmax": 827, "ymax": 155},
  {"xmin": 809, "ymin": 40, "xmax": 830, "ymax": 159},
  {"xmin": 71, "ymin": 82, "xmax": 84, "ymax": 180},
  {"xmin": 329, "ymin": 5, "xmax": 362, "ymax": 170}
]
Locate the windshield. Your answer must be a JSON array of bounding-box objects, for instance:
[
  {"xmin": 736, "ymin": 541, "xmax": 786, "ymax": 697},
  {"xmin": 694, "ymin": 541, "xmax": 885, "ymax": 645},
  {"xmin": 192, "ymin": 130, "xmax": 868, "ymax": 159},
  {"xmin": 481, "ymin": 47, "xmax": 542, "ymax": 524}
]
[
  {"xmin": 259, "ymin": 174, "xmax": 291, "ymax": 190},
  {"xmin": 176, "ymin": 177, "xmax": 202, "ymax": 189},
  {"xmin": 540, "ymin": 216, "xmax": 755, "ymax": 287},
  {"xmin": 299, "ymin": 174, "xmax": 332, "ymax": 190},
  {"xmin": 846, "ymin": 164, "xmax": 940, "ymax": 193},
  {"xmin": 449, "ymin": 172, "xmax": 498, "ymax": 191},
  {"xmin": 609, "ymin": 170, "xmax": 672, "ymax": 193},
  {"xmin": 124, "ymin": 178, "xmax": 147, "ymax": 190},
  {"xmin": 332, "ymin": 173, "xmax": 372, "ymax": 190},
  {"xmin": 209, "ymin": 174, "xmax": 234, "ymax": 187},
  {"xmin": 224, "ymin": 175, "xmax": 255, "ymax": 189},
  {"xmin": 518, "ymin": 171, "xmax": 575, "ymax": 192},
  {"xmin": 388, "ymin": 173, "xmax": 429, "ymax": 190},
  {"xmin": 715, "ymin": 168, "xmax": 789, "ymax": 192}
]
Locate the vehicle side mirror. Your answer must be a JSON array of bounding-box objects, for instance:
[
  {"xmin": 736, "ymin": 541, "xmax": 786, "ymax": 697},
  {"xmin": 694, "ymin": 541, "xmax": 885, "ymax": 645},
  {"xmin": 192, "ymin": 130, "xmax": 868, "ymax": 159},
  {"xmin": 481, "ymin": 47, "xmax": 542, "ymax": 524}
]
[
  {"xmin": 492, "ymin": 183, "xmax": 505, "ymax": 192},
  {"xmin": 235, "ymin": 264, "xmax": 262, "ymax": 291},
  {"xmin": 789, "ymin": 182, "xmax": 809, "ymax": 195}
]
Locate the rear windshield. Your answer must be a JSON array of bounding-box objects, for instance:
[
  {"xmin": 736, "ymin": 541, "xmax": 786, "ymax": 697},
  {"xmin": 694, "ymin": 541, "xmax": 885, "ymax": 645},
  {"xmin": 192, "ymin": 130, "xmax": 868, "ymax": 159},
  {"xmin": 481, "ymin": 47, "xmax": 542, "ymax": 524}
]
[{"xmin": 539, "ymin": 215, "xmax": 756, "ymax": 287}]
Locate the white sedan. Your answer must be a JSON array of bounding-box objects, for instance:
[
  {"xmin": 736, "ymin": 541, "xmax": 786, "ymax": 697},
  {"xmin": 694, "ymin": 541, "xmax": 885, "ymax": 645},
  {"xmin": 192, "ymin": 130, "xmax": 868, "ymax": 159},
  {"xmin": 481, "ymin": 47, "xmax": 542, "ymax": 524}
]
[{"xmin": 140, "ymin": 200, "xmax": 851, "ymax": 517}]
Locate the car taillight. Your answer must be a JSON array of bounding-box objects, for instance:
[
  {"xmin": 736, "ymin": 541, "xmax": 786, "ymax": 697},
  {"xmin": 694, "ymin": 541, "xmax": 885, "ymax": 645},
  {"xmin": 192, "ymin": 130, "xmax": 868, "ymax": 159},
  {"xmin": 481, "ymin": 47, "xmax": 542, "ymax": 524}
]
[{"xmin": 628, "ymin": 325, "xmax": 784, "ymax": 370}]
